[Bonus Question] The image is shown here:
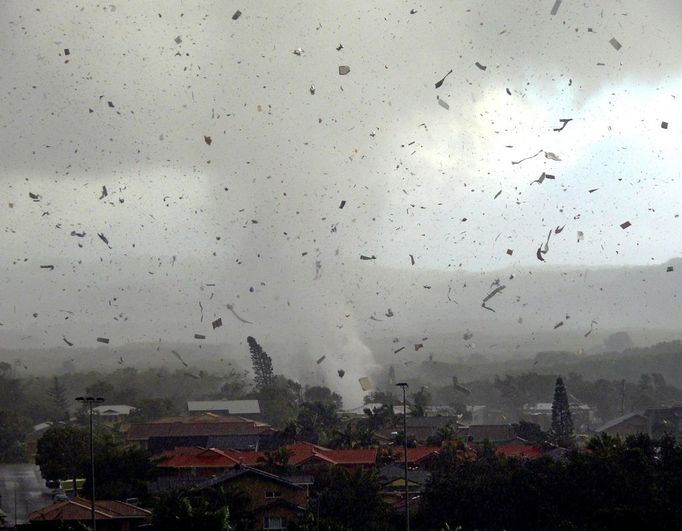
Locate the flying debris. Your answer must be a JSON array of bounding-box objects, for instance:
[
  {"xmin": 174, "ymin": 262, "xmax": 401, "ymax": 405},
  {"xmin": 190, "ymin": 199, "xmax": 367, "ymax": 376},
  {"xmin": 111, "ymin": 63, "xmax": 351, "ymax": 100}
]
[
  {"xmin": 96, "ymin": 337, "xmax": 110, "ymax": 344},
  {"xmin": 40, "ymin": 265, "xmax": 54, "ymax": 271},
  {"xmin": 620, "ymin": 221, "xmax": 631, "ymax": 230},
  {"xmin": 337, "ymin": 369, "xmax": 345, "ymax": 378},
  {"xmin": 553, "ymin": 321, "xmax": 564, "ymax": 330},
  {"xmin": 338, "ymin": 65, "xmax": 350, "ymax": 75},
  {"xmin": 204, "ymin": 135, "xmax": 212, "ymax": 145},
  {"xmin": 409, "ymin": 254, "xmax": 415, "ymax": 266},
  {"xmin": 97, "ymin": 233, "xmax": 110, "ymax": 246},
  {"xmin": 226, "ymin": 303, "xmax": 253, "ymax": 324},
  {"xmin": 475, "ymin": 61, "xmax": 487, "ymax": 71},
  {"xmin": 194, "ymin": 334, "xmax": 206, "ymax": 340},
  {"xmin": 309, "ymin": 85, "xmax": 315, "ymax": 95},
  {"xmin": 506, "ymin": 249, "xmax": 513, "ymax": 256},
  {"xmin": 661, "ymin": 121, "xmax": 669, "ymax": 129},
  {"xmin": 394, "ymin": 346, "xmax": 405, "ymax": 354},
  {"xmin": 553, "ymin": 118, "xmax": 573, "ymax": 132},
  {"xmin": 360, "ymin": 255, "xmax": 376, "ymax": 260},
  {"xmin": 494, "ymin": 190, "xmax": 502, "ymax": 199},
  {"xmin": 172, "ymin": 350, "xmax": 189, "ymax": 367},
  {"xmin": 463, "ymin": 330, "xmax": 473, "ymax": 341},
  {"xmin": 667, "ymin": 266, "xmax": 674, "ymax": 272},
  {"xmin": 63, "ymin": 337, "xmax": 73, "ymax": 347},
  {"xmin": 531, "ymin": 172, "xmax": 555, "ymax": 185},
  {"xmin": 550, "ymin": 0, "xmax": 562, "ymax": 15},
  {"xmin": 212, "ymin": 318, "xmax": 222, "ymax": 329},
  {"xmin": 232, "ymin": 9, "xmax": 242, "ymax": 20},
  {"xmin": 482, "ymin": 284, "xmax": 506, "ymax": 312},
  {"xmin": 434, "ymin": 69, "xmax": 453, "ymax": 89},
  {"xmin": 70, "ymin": 231, "xmax": 86, "ymax": 237},
  {"xmin": 316, "ymin": 355, "xmax": 326, "ymax": 364},
  {"xmin": 29, "ymin": 192, "xmax": 41, "ymax": 201},
  {"xmin": 577, "ymin": 231, "xmax": 584, "ymax": 242},
  {"xmin": 385, "ymin": 309, "xmax": 394, "ymax": 318},
  {"xmin": 414, "ymin": 343, "xmax": 423, "ymax": 351},
  {"xmin": 584, "ymin": 320, "xmax": 598, "ymax": 337},
  {"xmin": 545, "ymin": 151, "xmax": 562, "ymax": 161},
  {"xmin": 339, "ymin": 200, "xmax": 346, "ymax": 209},
  {"xmin": 437, "ymin": 97, "xmax": 450, "ymax": 110},
  {"xmin": 554, "ymin": 225, "xmax": 565, "ymax": 234},
  {"xmin": 293, "ymin": 48, "xmax": 304, "ymax": 56},
  {"xmin": 358, "ymin": 377, "xmax": 374, "ymax": 391},
  {"xmin": 99, "ymin": 186, "xmax": 108, "ymax": 199},
  {"xmin": 369, "ymin": 315, "xmax": 383, "ymax": 322},
  {"xmin": 609, "ymin": 37, "xmax": 622, "ymax": 51},
  {"xmin": 512, "ymin": 149, "xmax": 543, "ymax": 165}
]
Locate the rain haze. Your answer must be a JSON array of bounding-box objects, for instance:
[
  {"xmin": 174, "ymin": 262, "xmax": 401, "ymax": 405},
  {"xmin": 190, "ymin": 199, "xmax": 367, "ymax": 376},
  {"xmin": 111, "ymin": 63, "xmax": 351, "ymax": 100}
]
[{"xmin": 2, "ymin": 0, "xmax": 682, "ymax": 407}]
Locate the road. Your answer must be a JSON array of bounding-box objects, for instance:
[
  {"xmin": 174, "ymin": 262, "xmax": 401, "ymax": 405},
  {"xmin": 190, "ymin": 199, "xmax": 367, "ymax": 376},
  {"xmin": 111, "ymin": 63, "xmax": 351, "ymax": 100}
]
[{"xmin": 0, "ymin": 464, "xmax": 52, "ymax": 526}]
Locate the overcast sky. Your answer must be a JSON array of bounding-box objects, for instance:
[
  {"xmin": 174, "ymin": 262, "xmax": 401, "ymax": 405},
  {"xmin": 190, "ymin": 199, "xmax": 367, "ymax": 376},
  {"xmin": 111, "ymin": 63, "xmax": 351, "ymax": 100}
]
[{"xmin": 1, "ymin": 1, "xmax": 681, "ymax": 402}]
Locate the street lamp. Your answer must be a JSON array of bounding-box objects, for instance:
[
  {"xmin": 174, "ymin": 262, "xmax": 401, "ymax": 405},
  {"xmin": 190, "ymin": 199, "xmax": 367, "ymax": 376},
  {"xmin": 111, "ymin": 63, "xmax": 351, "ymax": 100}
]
[
  {"xmin": 395, "ymin": 382, "xmax": 409, "ymax": 531},
  {"xmin": 76, "ymin": 396, "xmax": 104, "ymax": 531}
]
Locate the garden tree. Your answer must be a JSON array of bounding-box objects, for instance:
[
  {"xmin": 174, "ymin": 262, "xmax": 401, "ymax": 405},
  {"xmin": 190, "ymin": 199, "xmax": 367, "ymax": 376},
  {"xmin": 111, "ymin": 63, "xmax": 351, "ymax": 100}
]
[
  {"xmin": 494, "ymin": 372, "xmax": 557, "ymax": 412},
  {"xmin": 329, "ymin": 422, "xmax": 375, "ymax": 449},
  {"xmin": 82, "ymin": 433, "xmax": 157, "ymax": 501},
  {"xmin": 257, "ymin": 447, "xmax": 293, "ymax": 474},
  {"xmin": 361, "ymin": 404, "xmax": 394, "ymax": 432},
  {"xmin": 247, "ymin": 336, "xmax": 274, "ymax": 389},
  {"xmin": 426, "ymin": 422, "xmax": 458, "ymax": 447},
  {"xmin": 303, "ymin": 386, "xmax": 343, "ymax": 409},
  {"xmin": 550, "ymin": 377, "xmax": 574, "ymax": 442},
  {"xmin": 0, "ymin": 409, "xmax": 30, "ymax": 462},
  {"xmin": 46, "ymin": 376, "xmax": 69, "ymax": 422},
  {"xmin": 256, "ymin": 375, "xmax": 301, "ymax": 426},
  {"xmin": 36, "ymin": 426, "xmax": 88, "ymax": 495},
  {"xmin": 363, "ymin": 390, "xmax": 397, "ymax": 405},
  {"xmin": 411, "ymin": 387, "xmax": 432, "ymax": 417},
  {"xmin": 151, "ymin": 488, "xmax": 232, "ymax": 531},
  {"xmin": 217, "ymin": 369, "xmax": 251, "ymax": 399},
  {"xmin": 512, "ymin": 420, "xmax": 547, "ymax": 444},
  {"xmin": 128, "ymin": 397, "xmax": 177, "ymax": 422},
  {"xmin": 313, "ymin": 466, "xmax": 392, "ymax": 530},
  {"xmin": 84, "ymin": 380, "xmax": 116, "ymax": 402},
  {"xmin": 294, "ymin": 401, "xmax": 340, "ymax": 445}
]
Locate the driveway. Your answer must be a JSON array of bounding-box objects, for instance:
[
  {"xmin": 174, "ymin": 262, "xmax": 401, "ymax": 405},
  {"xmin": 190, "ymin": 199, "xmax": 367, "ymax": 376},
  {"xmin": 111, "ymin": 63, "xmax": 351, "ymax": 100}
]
[{"xmin": 0, "ymin": 463, "xmax": 52, "ymax": 525}]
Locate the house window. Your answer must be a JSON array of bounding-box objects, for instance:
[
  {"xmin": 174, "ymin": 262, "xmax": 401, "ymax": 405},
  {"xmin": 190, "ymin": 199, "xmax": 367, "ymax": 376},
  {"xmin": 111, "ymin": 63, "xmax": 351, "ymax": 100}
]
[
  {"xmin": 265, "ymin": 491, "xmax": 282, "ymax": 499},
  {"xmin": 264, "ymin": 516, "xmax": 287, "ymax": 530}
]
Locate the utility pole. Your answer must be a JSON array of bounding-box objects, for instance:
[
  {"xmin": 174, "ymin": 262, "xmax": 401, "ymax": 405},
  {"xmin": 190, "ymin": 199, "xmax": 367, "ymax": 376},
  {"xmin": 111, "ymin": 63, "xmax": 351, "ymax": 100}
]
[
  {"xmin": 620, "ymin": 379, "xmax": 626, "ymax": 416},
  {"xmin": 76, "ymin": 396, "xmax": 104, "ymax": 531},
  {"xmin": 396, "ymin": 382, "xmax": 410, "ymax": 531}
]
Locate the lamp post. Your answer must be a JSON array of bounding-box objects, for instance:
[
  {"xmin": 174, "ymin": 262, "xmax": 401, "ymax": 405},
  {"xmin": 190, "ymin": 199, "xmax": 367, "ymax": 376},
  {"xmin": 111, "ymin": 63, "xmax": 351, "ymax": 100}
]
[
  {"xmin": 76, "ymin": 396, "xmax": 104, "ymax": 531},
  {"xmin": 396, "ymin": 382, "xmax": 409, "ymax": 531}
]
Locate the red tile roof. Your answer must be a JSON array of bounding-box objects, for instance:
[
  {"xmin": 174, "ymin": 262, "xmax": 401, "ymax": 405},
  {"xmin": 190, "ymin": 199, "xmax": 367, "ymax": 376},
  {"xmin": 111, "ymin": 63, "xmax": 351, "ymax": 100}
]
[
  {"xmin": 392, "ymin": 447, "xmax": 441, "ymax": 464},
  {"xmin": 495, "ymin": 443, "xmax": 544, "ymax": 459},
  {"xmin": 29, "ymin": 498, "xmax": 150, "ymax": 522}
]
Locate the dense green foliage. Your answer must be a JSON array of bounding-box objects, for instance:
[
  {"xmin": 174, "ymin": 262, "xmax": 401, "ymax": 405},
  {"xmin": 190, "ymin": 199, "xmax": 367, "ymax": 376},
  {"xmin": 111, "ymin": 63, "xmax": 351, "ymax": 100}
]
[{"xmin": 417, "ymin": 434, "xmax": 682, "ymax": 531}]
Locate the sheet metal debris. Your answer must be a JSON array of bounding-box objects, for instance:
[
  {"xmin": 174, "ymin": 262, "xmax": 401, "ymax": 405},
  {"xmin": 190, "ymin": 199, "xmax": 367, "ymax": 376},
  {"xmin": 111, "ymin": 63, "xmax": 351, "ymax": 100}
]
[
  {"xmin": 434, "ymin": 69, "xmax": 453, "ymax": 89},
  {"xmin": 227, "ymin": 303, "xmax": 253, "ymax": 324},
  {"xmin": 544, "ymin": 151, "xmax": 562, "ymax": 161},
  {"xmin": 360, "ymin": 254, "xmax": 376, "ymax": 260},
  {"xmin": 63, "ymin": 337, "xmax": 73, "ymax": 346},
  {"xmin": 232, "ymin": 9, "xmax": 242, "ymax": 20},
  {"xmin": 553, "ymin": 118, "xmax": 572, "ymax": 132},
  {"xmin": 550, "ymin": 0, "xmax": 562, "ymax": 15},
  {"xmin": 553, "ymin": 321, "xmax": 564, "ymax": 329},
  {"xmin": 661, "ymin": 121, "xmax": 668, "ymax": 129},
  {"xmin": 358, "ymin": 376, "xmax": 374, "ymax": 391},
  {"xmin": 212, "ymin": 317, "xmax": 222, "ymax": 329},
  {"xmin": 316, "ymin": 355, "xmax": 326, "ymax": 364},
  {"xmin": 204, "ymin": 135, "xmax": 212, "ymax": 145},
  {"xmin": 584, "ymin": 320, "xmax": 598, "ymax": 337},
  {"xmin": 96, "ymin": 337, "xmax": 110, "ymax": 344},
  {"xmin": 620, "ymin": 221, "xmax": 631, "ymax": 229},
  {"xmin": 337, "ymin": 369, "xmax": 345, "ymax": 378},
  {"xmin": 339, "ymin": 200, "xmax": 346, "ymax": 209},
  {"xmin": 194, "ymin": 333, "xmax": 206, "ymax": 340},
  {"xmin": 475, "ymin": 61, "xmax": 487, "ymax": 71},
  {"xmin": 482, "ymin": 284, "xmax": 506, "ymax": 312},
  {"xmin": 172, "ymin": 350, "xmax": 189, "ymax": 367},
  {"xmin": 437, "ymin": 97, "xmax": 450, "ymax": 110},
  {"xmin": 99, "ymin": 186, "xmax": 108, "ymax": 199},
  {"xmin": 609, "ymin": 37, "xmax": 622, "ymax": 51},
  {"xmin": 512, "ymin": 149, "xmax": 543, "ymax": 165},
  {"xmin": 338, "ymin": 65, "xmax": 350, "ymax": 75}
]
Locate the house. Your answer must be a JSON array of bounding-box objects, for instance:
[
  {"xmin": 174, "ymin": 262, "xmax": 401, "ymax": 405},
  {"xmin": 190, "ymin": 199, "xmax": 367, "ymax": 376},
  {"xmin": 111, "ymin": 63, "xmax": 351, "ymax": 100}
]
[
  {"xmin": 187, "ymin": 400, "xmax": 261, "ymax": 418},
  {"xmin": 597, "ymin": 412, "xmax": 649, "ymax": 438},
  {"xmin": 522, "ymin": 397, "xmax": 597, "ymax": 433},
  {"xmin": 388, "ymin": 447, "xmax": 442, "ymax": 470},
  {"xmin": 377, "ymin": 464, "xmax": 430, "ymax": 506},
  {"xmin": 93, "ymin": 404, "xmax": 136, "ymax": 424},
  {"xmin": 126, "ymin": 414, "xmax": 279, "ymax": 453},
  {"xmin": 196, "ymin": 467, "xmax": 309, "ymax": 530},
  {"xmin": 495, "ymin": 442, "xmax": 544, "ymax": 459},
  {"xmin": 376, "ymin": 416, "xmax": 462, "ymax": 444},
  {"xmin": 458, "ymin": 424, "xmax": 516, "ymax": 444},
  {"xmin": 28, "ymin": 498, "xmax": 150, "ymax": 531}
]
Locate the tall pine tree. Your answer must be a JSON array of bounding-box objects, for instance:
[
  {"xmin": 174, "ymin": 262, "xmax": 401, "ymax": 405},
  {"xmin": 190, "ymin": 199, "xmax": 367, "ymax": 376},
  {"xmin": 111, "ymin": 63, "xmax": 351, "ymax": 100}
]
[
  {"xmin": 551, "ymin": 377, "xmax": 574, "ymax": 441},
  {"xmin": 47, "ymin": 376, "xmax": 69, "ymax": 422},
  {"xmin": 247, "ymin": 336, "xmax": 274, "ymax": 389}
]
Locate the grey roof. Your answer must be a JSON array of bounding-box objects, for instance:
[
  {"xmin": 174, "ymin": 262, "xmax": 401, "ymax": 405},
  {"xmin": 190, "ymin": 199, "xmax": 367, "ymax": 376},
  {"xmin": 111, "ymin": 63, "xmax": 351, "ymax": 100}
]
[
  {"xmin": 196, "ymin": 466, "xmax": 303, "ymax": 491},
  {"xmin": 93, "ymin": 404, "xmax": 136, "ymax": 416},
  {"xmin": 187, "ymin": 400, "xmax": 261, "ymax": 414},
  {"xmin": 596, "ymin": 411, "xmax": 648, "ymax": 432},
  {"xmin": 378, "ymin": 464, "xmax": 430, "ymax": 486}
]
